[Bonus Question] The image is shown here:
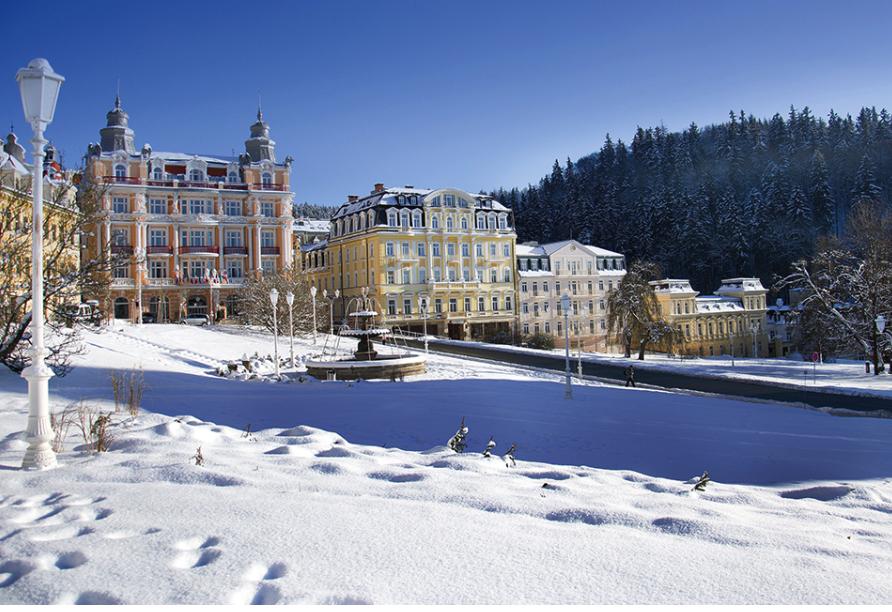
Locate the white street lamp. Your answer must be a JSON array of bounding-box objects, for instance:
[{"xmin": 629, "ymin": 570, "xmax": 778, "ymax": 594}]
[
  {"xmin": 17, "ymin": 58, "xmax": 64, "ymax": 470},
  {"xmin": 418, "ymin": 295, "xmax": 429, "ymax": 354},
  {"xmin": 269, "ymin": 287, "xmax": 280, "ymax": 377},
  {"xmin": 561, "ymin": 294, "xmax": 572, "ymax": 399},
  {"xmin": 310, "ymin": 285, "xmax": 318, "ymax": 345},
  {"xmin": 875, "ymin": 314, "xmax": 887, "ymax": 375},
  {"xmin": 878, "ymin": 315, "xmax": 887, "ymax": 334},
  {"xmin": 286, "ymin": 291, "xmax": 295, "ymax": 369},
  {"xmin": 323, "ymin": 288, "xmax": 340, "ymax": 335},
  {"xmin": 134, "ymin": 246, "xmax": 146, "ymax": 326}
]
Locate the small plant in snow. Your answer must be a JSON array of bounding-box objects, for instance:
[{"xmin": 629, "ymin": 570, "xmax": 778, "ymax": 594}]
[
  {"xmin": 127, "ymin": 368, "xmax": 145, "ymax": 417},
  {"xmin": 74, "ymin": 402, "xmax": 115, "ymax": 453},
  {"xmin": 482, "ymin": 436, "xmax": 496, "ymax": 458},
  {"xmin": 50, "ymin": 402, "xmax": 78, "ymax": 453},
  {"xmin": 692, "ymin": 471, "xmax": 710, "ymax": 491},
  {"xmin": 242, "ymin": 423, "xmax": 256, "ymax": 442},
  {"xmin": 447, "ymin": 417, "xmax": 468, "ymax": 453},
  {"xmin": 110, "ymin": 372, "xmax": 124, "ymax": 413},
  {"xmin": 503, "ymin": 443, "xmax": 517, "ymax": 467},
  {"xmin": 192, "ymin": 446, "xmax": 205, "ymax": 466}
]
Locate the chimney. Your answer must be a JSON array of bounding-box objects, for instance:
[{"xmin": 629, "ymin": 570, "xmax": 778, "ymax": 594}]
[
  {"xmin": 347, "ymin": 195, "xmax": 358, "ymax": 203},
  {"xmin": 373, "ymin": 182, "xmax": 384, "ymax": 193},
  {"xmin": 404, "ymin": 185, "xmax": 414, "ymax": 189}
]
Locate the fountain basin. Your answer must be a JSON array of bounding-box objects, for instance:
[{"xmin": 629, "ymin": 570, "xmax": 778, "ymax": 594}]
[{"xmin": 305, "ymin": 354, "xmax": 427, "ymax": 380}]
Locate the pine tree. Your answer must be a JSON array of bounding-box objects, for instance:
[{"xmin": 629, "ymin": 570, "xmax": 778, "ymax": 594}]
[
  {"xmin": 808, "ymin": 150, "xmax": 835, "ymax": 236},
  {"xmin": 447, "ymin": 417, "xmax": 468, "ymax": 453}
]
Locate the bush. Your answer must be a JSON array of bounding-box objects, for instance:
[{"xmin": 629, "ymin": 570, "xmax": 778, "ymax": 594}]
[
  {"xmin": 524, "ymin": 333, "xmax": 555, "ymax": 350},
  {"xmin": 485, "ymin": 330, "xmax": 517, "ymax": 345}
]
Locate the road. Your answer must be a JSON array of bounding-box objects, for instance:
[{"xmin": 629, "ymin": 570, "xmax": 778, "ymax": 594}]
[{"xmin": 401, "ymin": 338, "xmax": 891, "ymax": 414}]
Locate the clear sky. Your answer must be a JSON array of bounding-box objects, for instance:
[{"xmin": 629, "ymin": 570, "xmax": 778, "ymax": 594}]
[{"xmin": 4, "ymin": 0, "xmax": 892, "ymax": 204}]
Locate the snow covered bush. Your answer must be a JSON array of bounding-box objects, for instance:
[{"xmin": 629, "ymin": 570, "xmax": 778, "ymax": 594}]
[
  {"xmin": 447, "ymin": 417, "xmax": 468, "ymax": 453},
  {"xmin": 524, "ymin": 333, "xmax": 555, "ymax": 350}
]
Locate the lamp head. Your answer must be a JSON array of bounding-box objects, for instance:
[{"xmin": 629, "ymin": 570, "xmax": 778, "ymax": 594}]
[
  {"xmin": 269, "ymin": 287, "xmax": 279, "ymax": 305},
  {"xmin": 877, "ymin": 314, "xmax": 886, "ymax": 334},
  {"xmin": 286, "ymin": 291, "xmax": 294, "ymax": 306},
  {"xmin": 310, "ymin": 286, "xmax": 317, "ymax": 298},
  {"xmin": 16, "ymin": 58, "xmax": 64, "ymax": 132}
]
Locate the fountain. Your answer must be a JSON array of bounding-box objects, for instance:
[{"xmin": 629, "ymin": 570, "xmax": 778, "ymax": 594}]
[{"xmin": 304, "ymin": 288, "xmax": 427, "ymax": 380}]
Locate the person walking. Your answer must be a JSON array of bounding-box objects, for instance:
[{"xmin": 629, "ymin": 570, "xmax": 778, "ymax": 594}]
[{"xmin": 624, "ymin": 364, "xmax": 636, "ymax": 388}]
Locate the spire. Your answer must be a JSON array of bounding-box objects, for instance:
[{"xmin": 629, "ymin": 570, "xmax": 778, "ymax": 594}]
[
  {"xmin": 115, "ymin": 79, "xmax": 121, "ymax": 109},
  {"xmin": 257, "ymin": 93, "xmax": 263, "ymax": 121},
  {"xmin": 245, "ymin": 103, "xmax": 275, "ymax": 163},
  {"xmin": 100, "ymin": 89, "xmax": 136, "ymax": 153}
]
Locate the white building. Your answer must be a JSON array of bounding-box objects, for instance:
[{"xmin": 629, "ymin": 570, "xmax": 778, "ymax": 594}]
[{"xmin": 517, "ymin": 240, "xmax": 626, "ymax": 349}]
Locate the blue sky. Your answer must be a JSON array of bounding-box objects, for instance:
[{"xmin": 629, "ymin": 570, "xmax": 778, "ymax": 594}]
[{"xmin": 3, "ymin": 0, "xmax": 892, "ymax": 204}]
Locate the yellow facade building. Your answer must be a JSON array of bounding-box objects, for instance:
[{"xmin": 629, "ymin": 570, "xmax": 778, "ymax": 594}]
[
  {"xmin": 302, "ymin": 184, "xmax": 517, "ymax": 340},
  {"xmin": 650, "ymin": 277, "xmax": 770, "ymax": 358}
]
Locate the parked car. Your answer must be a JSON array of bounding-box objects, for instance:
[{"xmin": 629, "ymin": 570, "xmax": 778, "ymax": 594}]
[
  {"xmin": 141, "ymin": 313, "xmax": 155, "ymax": 324},
  {"xmin": 64, "ymin": 302, "xmax": 103, "ymax": 327},
  {"xmin": 181, "ymin": 314, "xmax": 209, "ymax": 326}
]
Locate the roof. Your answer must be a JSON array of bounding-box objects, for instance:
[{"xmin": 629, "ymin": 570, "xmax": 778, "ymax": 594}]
[
  {"xmin": 331, "ymin": 186, "xmax": 510, "ymax": 220},
  {"xmin": 537, "ymin": 239, "xmax": 624, "ymax": 258},
  {"xmin": 301, "ymin": 238, "xmax": 328, "ymax": 253},
  {"xmin": 516, "ymin": 244, "xmax": 546, "ymax": 256},
  {"xmin": 519, "ymin": 270, "xmax": 554, "ymax": 278},
  {"xmin": 293, "ymin": 218, "xmax": 330, "ymax": 233},
  {"xmin": 694, "ymin": 296, "xmax": 745, "ymax": 312},
  {"xmin": 0, "ymin": 151, "xmax": 29, "ymax": 175}
]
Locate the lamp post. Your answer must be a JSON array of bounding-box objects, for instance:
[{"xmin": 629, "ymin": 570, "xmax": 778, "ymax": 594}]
[
  {"xmin": 310, "ymin": 285, "xmax": 318, "ymax": 345},
  {"xmin": 875, "ymin": 314, "xmax": 886, "ymax": 375},
  {"xmin": 269, "ymin": 288, "xmax": 280, "ymax": 378},
  {"xmin": 17, "ymin": 61, "xmax": 63, "ymax": 466},
  {"xmin": 418, "ymin": 295, "xmax": 429, "ymax": 354},
  {"xmin": 286, "ymin": 291, "xmax": 295, "ymax": 369},
  {"xmin": 561, "ymin": 294, "xmax": 572, "ymax": 399},
  {"xmin": 17, "ymin": 58, "xmax": 64, "ymax": 470},
  {"xmin": 323, "ymin": 288, "xmax": 339, "ymax": 335},
  {"xmin": 134, "ymin": 246, "xmax": 145, "ymax": 326}
]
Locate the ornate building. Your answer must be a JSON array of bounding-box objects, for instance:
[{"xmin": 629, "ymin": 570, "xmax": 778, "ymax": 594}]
[
  {"xmin": 81, "ymin": 98, "xmax": 294, "ymax": 322},
  {"xmin": 301, "ymin": 184, "xmax": 517, "ymax": 340},
  {"xmin": 650, "ymin": 277, "xmax": 770, "ymax": 358},
  {"xmin": 517, "ymin": 240, "xmax": 626, "ymax": 350}
]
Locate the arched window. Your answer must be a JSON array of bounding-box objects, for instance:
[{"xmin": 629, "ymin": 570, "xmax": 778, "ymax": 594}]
[
  {"xmin": 387, "ymin": 211, "xmax": 398, "ymax": 227},
  {"xmin": 487, "ymin": 214, "xmax": 496, "ymax": 230},
  {"xmin": 359, "ymin": 214, "xmax": 365, "ymax": 230},
  {"xmin": 114, "ymin": 297, "xmax": 130, "ymax": 319},
  {"xmin": 476, "ymin": 214, "xmax": 485, "ymax": 229},
  {"xmin": 114, "ymin": 164, "xmax": 126, "ymax": 178},
  {"xmin": 503, "ymin": 268, "xmax": 511, "ymax": 283},
  {"xmin": 261, "ymin": 172, "xmax": 272, "ymax": 187},
  {"xmin": 368, "ymin": 210, "xmax": 376, "ymax": 227},
  {"xmin": 152, "ymin": 166, "xmax": 163, "ymax": 180},
  {"xmin": 446, "ymin": 216, "xmax": 454, "ymax": 231},
  {"xmin": 431, "ymin": 215, "xmax": 440, "ymax": 230},
  {"xmin": 189, "ymin": 168, "xmax": 204, "ymax": 182},
  {"xmin": 399, "ymin": 210, "xmax": 409, "ymax": 228},
  {"xmin": 411, "ymin": 210, "xmax": 422, "ymax": 228},
  {"xmin": 498, "ymin": 215, "xmax": 507, "ymax": 229},
  {"xmin": 460, "ymin": 216, "xmax": 468, "ymax": 230}
]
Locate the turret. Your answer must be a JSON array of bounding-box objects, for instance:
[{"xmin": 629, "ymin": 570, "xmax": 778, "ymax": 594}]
[
  {"xmin": 244, "ymin": 107, "xmax": 276, "ymax": 162},
  {"xmin": 99, "ymin": 94, "xmax": 136, "ymax": 154}
]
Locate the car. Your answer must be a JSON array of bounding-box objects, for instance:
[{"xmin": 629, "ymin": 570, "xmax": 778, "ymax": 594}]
[
  {"xmin": 141, "ymin": 313, "xmax": 155, "ymax": 324},
  {"xmin": 181, "ymin": 314, "xmax": 209, "ymax": 326}
]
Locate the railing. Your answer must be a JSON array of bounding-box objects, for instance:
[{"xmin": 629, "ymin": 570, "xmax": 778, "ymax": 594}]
[
  {"xmin": 103, "ymin": 176, "xmax": 261, "ymax": 192},
  {"xmin": 223, "ymin": 183, "xmax": 249, "ymax": 190},
  {"xmin": 111, "ymin": 245, "xmax": 133, "ymax": 255},
  {"xmin": 111, "ymin": 278, "xmax": 135, "ymax": 287},
  {"xmin": 179, "ymin": 245, "xmax": 219, "ymax": 254},
  {"xmin": 261, "ymin": 246, "xmax": 280, "ymax": 255},
  {"xmin": 223, "ymin": 246, "xmax": 248, "ymax": 255},
  {"xmin": 146, "ymin": 278, "xmax": 175, "ymax": 286},
  {"xmin": 251, "ymin": 182, "xmax": 285, "ymax": 191},
  {"xmin": 146, "ymin": 245, "xmax": 172, "ymax": 255},
  {"xmin": 103, "ymin": 176, "xmax": 142, "ymax": 185}
]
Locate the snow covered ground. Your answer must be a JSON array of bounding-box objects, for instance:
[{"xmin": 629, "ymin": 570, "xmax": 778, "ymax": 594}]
[
  {"xmin": 1, "ymin": 324, "xmax": 891, "ymax": 604},
  {"xmin": 433, "ymin": 338, "xmax": 892, "ymax": 398}
]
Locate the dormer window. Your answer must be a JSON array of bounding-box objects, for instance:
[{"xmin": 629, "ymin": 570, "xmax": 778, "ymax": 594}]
[
  {"xmin": 189, "ymin": 169, "xmax": 204, "ymax": 182},
  {"xmin": 411, "ymin": 210, "xmax": 422, "ymax": 228},
  {"xmin": 387, "ymin": 211, "xmax": 398, "ymax": 227},
  {"xmin": 444, "ymin": 194, "xmax": 455, "ymax": 207},
  {"xmin": 152, "ymin": 167, "xmax": 163, "ymax": 180},
  {"xmin": 261, "ymin": 172, "xmax": 272, "ymax": 187},
  {"xmin": 399, "ymin": 210, "xmax": 409, "ymax": 228},
  {"xmin": 397, "ymin": 195, "xmax": 406, "ymax": 205},
  {"xmin": 114, "ymin": 164, "xmax": 126, "ymax": 178},
  {"xmin": 228, "ymin": 172, "xmax": 239, "ymax": 183}
]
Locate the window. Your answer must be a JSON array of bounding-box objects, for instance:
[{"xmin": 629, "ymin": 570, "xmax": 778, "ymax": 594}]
[
  {"xmin": 388, "ymin": 300, "xmax": 397, "ymax": 316},
  {"xmin": 402, "ymin": 269, "xmax": 410, "ymax": 284},
  {"xmin": 543, "ymin": 282, "xmax": 549, "ymax": 293},
  {"xmin": 476, "ymin": 244, "xmax": 483, "ymax": 257},
  {"xmin": 461, "ymin": 216, "xmax": 468, "ymax": 230},
  {"xmin": 225, "ymin": 201, "xmax": 242, "ymax": 216},
  {"xmin": 599, "ymin": 300, "xmax": 605, "ymax": 311},
  {"xmin": 557, "ymin": 321, "xmax": 563, "ymax": 335},
  {"xmin": 260, "ymin": 202, "xmax": 274, "ymax": 217},
  {"xmin": 448, "ymin": 268, "xmax": 457, "ymax": 282},
  {"xmin": 445, "ymin": 194, "xmax": 455, "ymax": 207},
  {"xmin": 412, "ymin": 211, "xmax": 422, "ymax": 228},
  {"xmin": 433, "ymin": 268, "xmax": 441, "ymax": 282},
  {"xmin": 149, "ymin": 260, "xmax": 167, "ymax": 278},
  {"xmin": 449, "ymin": 298, "xmax": 457, "ymax": 312},
  {"xmin": 478, "ymin": 296, "xmax": 485, "ymax": 311},
  {"xmin": 111, "ymin": 228, "xmax": 128, "ymax": 245},
  {"xmin": 461, "ymin": 243, "xmax": 469, "ymax": 257},
  {"xmin": 431, "ymin": 215, "xmax": 440, "ymax": 229},
  {"xmin": 505, "ymin": 296, "xmax": 513, "ymax": 311},
  {"xmin": 476, "ymin": 214, "xmax": 485, "ymax": 229},
  {"xmin": 387, "ymin": 211, "xmax": 398, "ymax": 227},
  {"xmin": 503, "ymin": 269, "xmax": 511, "ymax": 282},
  {"xmin": 113, "ymin": 264, "xmax": 129, "ymax": 278},
  {"xmin": 152, "ymin": 167, "xmax": 163, "ymax": 180},
  {"xmin": 489, "ymin": 243, "xmax": 496, "ymax": 257},
  {"xmin": 522, "ymin": 303, "xmax": 529, "ymax": 314},
  {"xmin": 387, "ymin": 270, "xmax": 395, "ymax": 284},
  {"xmin": 188, "ymin": 199, "xmax": 212, "ymax": 215},
  {"xmin": 416, "ymin": 242, "xmax": 426, "ymax": 257},
  {"xmin": 521, "ymin": 282, "xmax": 528, "ymax": 293},
  {"xmin": 463, "ymin": 269, "xmax": 470, "ymax": 281},
  {"xmin": 149, "ymin": 229, "xmax": 167, "ymax": 246},
  {"xmin": 447, "ymin": 243, "xmax": 455, "ymax": 257},
  {"xmin": 385, "ymin": 242, "xmax": 395, "ymax": 256},
  {"xmin": 189, "ymin": 169, "xmax": 204, "ymax": 182},
  {"xmin": 523, "ymin": 323, "xmax": 530, "ymax": 334},
  {"xmin": 432, "ymin": 243, "xmax": 441, "ymax": 257},
  {"xmin": 418, "ymin": 268, "xmax": 427, "ymax": 283},
  {"xmin": 149, "ymin": 198, "xmax": 166, "ymax": 214},
  {"xmin": 498, "ymin": 216, "xmax": 507, "ymax": 230},
  {"xmin": 112, "ymin": 197, "xmax": 128, "ymax": 213},
  {"xmin": 503, "ymin": 243, "xmax": 510, "ymax": 257},
  {"xmin": 114, "ymin": 164, "xmax": 126, "ymax": 178},
  {"xmin": 490, "ymin": 269, "xmax": 497, "ymax": 283},
  {"xmin": 446, "ymin": 216, "xmax": 454, "ymax": 231},
  {"xmin": 556, "ymin": 281, "xmax": 561, "ymax": 293},
  {"xmin": 403, "ymin": 299, "xmax": 412, "ymax": 315},
  {"xmin": 260, "ymin": 231, "xmax": 274, "ymax": 248},
  {"xmin": 228, "ymin": 172, "xmax": 239, "ymax": 183},
  {"xmin": 465, "ymin": 297, "xmax": 472, "ymax": 312},
  {"xmin": 400, "ymin": 211, "xmax": 410, "ymax": 228},
  {"xmin": 492, "ymin": 296, "xmax": 498, "ymax": 311},
  {"xmin": 261, "ymin": 172, "xmax": 272, "ymax": 187},
  {"xmin": 545, "ymin": 322, "xmax": 551, "ymax": 334},
  {"xmin": 401, "ymin": 241, "xmax": 410, "ymax": 256},
  {"xmin": 487, "ymin": 214, "xmax": 496, "ymax": 230}
]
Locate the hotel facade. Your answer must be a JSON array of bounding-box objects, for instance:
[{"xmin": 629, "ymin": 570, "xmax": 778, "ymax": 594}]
[
  {"xmin": 81, "ymin": 98, "xmax": 294, "ymax": 322},
  {"xmin": 516, "ymin": 240, "xmax": 626, "ymax": 350},
  {"xmin": 301, "ymin": 184, "xmax": 517, "ymax": 340}
]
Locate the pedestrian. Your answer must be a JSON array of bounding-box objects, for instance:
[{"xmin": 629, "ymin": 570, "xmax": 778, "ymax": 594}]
[{"xmin": 624, "ymin": 364, "xmax": 636, "ymax": 388}]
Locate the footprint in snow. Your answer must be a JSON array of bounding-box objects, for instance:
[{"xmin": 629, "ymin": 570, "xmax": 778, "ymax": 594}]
[
  {"xmin": 171, "ymin": 536, "xmax": 223, "ymax": 569},
  {"xmin": 229, "ymin": 562, "xmax": 288, "ymax": 604}
]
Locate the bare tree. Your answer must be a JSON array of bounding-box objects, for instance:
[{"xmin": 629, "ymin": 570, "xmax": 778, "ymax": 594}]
[
  {"xmin": 606, "ymin": 260, "xmax": 677, "ymax": 360},
  {"xmin": 0, "ymin": 172, "xmax": 118, "ymax": 374},
  {"xmin": 776, "ymin": 200, "xmax": 892, "ymax": 373},
  {"xmin": 235, "ymin": 270, "xmax": 323, "ymax": 336}
]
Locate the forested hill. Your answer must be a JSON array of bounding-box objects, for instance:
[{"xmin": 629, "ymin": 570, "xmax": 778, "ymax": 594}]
[{"xmin": 493, "ymin": 107, "xmax": 892, "ymax": 292}]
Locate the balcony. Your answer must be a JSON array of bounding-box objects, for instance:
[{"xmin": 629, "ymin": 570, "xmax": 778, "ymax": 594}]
[
  {"xmin": 179, "ymin": 245, "xmax": 219, "ymax": 255},
  {"xmin": 224, "ymin": 246, "xmax": 249, "ymax": 255},
  {"xmin": 146, "ymin": 245, "xmax": 172, "ymax": 255},
  {"xmin": 261, "ymin": 246, "xmax": 280, "ymax": 255},
  {"xmin": 251, "ymin": 182, "xmax": 285, "ymax": 191},
  {"xmin": 111, "ymin": 244, "xmax": 133, "ymax": 255},
  {"xmin": 103, "ymin": 176, "xmax": 142, "ymax": 185},
  {"xmin": 146, "ymin": 277, "xmax": 175, "ymax": 286},
  {"xmin": 111, "ymin": 278, "xmax": 135, "ymax": 288}
]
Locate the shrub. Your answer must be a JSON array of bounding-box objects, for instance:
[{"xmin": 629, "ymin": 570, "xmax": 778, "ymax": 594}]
[{"xmin": 524, "ymin": 333, "xmax": 555, "ymax": 350}]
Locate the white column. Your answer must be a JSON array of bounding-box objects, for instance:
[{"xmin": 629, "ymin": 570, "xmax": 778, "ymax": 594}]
[{"xmin": 255, "ymin": 224, "xmax": 262, "ymax": 273}]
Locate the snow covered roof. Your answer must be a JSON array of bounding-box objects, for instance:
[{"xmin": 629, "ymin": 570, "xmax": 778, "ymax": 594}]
[
  {"xmin": 516, "ymin": 244, "xmax": 546, "ymax": 256},
  {"xmin": 535, "ymin": 239, "xmax": 624, "ymax": 259},
  {"xmin": 0, "ymin": 150, "xmax": 29, "ymax": 176},
  {"xmin": 301, "ymin": 238, "xmax": 328, "ymax": 253},
  {"xmin": 519, "ymin": 270, "xmax": 554, "ymax": 278},
  {"xmin": 694, "ymin": 296, "xmax": 744, "ymax": 313},
  {"xmin": 650, "ymin": 279, "xmax": 698, "ymax": 295},
  {"xmin": 717, "ymin": 278, "xmax": 767, "ymax": 293},
  {"xmin": 332, "ymin": 186, "xmax": 509, "ymax": 220},
  {"xmin": 293, "ymin": 218, "xmax": 330, "ymax": 233}
]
